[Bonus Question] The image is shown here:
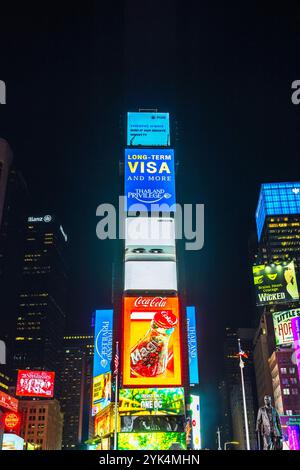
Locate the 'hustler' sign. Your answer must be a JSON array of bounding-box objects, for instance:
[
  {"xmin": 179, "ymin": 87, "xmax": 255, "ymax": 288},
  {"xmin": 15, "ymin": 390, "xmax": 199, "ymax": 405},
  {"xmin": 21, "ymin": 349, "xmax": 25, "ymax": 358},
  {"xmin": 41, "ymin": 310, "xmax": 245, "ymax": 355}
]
[{"xmin": 124, "ymin": 149, "xmax": 176, "ymax": 211}]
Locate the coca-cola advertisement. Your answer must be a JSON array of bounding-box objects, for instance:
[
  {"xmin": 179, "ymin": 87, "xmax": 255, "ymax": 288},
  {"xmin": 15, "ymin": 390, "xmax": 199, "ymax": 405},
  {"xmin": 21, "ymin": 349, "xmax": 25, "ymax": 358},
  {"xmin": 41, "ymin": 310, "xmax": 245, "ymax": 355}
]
[
  {"xmin": 16, "ymin": 370, "xmax": 55, "ymax": 398},
  {"xmin": 122, "ymin": 296, "xmax": 182, "ymax": 387}
]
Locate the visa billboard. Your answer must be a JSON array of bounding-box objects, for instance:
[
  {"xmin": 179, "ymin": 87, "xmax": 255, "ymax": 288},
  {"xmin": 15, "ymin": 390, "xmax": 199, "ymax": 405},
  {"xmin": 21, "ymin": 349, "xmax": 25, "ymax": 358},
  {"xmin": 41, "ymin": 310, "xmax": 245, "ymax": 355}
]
[
  {"xmin": 124, "ymin": 149, "xmax": 176, "ymax": 212},
  {"xmin": 127, "ymin": 112, "xmax": 170, "ymax": 147}
]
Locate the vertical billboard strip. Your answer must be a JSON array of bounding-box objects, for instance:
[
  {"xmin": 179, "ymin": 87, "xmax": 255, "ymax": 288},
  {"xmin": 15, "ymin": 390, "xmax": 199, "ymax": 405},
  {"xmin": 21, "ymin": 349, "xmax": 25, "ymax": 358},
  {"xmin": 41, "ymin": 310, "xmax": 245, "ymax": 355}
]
[
  {"xmin": 92, "ymin": 309, "xmax": 113, "ymax": 416},
  {"xmin": 186, "ymin": 306, "xmax": 199, "ymax": 385},
  {"xmin": 291, "ymin": 317, "xmax": 300, "ymax": 382}
]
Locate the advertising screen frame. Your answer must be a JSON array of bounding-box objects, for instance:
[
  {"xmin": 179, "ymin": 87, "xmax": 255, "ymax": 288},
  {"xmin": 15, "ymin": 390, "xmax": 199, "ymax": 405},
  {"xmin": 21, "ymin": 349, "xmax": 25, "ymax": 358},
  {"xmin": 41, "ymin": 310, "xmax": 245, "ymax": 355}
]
[
  {"xmin": 118, "ymin": 432, "xmax": 187, "ymax": 450},
  {"xmin": 272, "ymin": 308, "xmax": 300, "ymax": 346},
  {"xmin": 186, "ymin": 306, "xmax": 199, "ymax": 385},
  {"xmin": 119, "ymin": 387, "xmax": 185, "ymax": 416},
  {"xmin": 122, "ymin": 296, "xmax": 183, "ymax": 387},
  {"xmin": 16, "ymin": 370, "xmax": 55, "ymax": 398},
  {"xmin": 127, "ymin": 112, "xmax": 170, "ymax": 147}
]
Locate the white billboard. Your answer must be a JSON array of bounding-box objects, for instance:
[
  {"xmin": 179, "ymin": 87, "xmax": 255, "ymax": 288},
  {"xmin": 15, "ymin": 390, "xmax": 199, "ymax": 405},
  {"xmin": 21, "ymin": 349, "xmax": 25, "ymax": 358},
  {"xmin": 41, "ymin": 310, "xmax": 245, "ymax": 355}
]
[
  {"xmin": 125, "ymin": 217, "xmax": 176, "ymax": 262},
  {"xmin": 124, "ymin": 261, "xmax": 177, "ymax": 292}
]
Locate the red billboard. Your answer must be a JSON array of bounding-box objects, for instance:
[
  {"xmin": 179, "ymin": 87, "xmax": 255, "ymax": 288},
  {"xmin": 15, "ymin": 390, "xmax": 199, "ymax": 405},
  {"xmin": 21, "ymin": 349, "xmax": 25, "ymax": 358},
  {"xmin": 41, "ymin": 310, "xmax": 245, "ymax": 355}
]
[
  {"xmin": 2, "ymin": 411, "xmax": 22, "ymax": 435},
  {"xmin": 0, "ymin": 390, "xmax": 18, "ymax": 412},
  {"xmin": 16, "ymin": 370, "xmax": 55, "ymax": 398}
]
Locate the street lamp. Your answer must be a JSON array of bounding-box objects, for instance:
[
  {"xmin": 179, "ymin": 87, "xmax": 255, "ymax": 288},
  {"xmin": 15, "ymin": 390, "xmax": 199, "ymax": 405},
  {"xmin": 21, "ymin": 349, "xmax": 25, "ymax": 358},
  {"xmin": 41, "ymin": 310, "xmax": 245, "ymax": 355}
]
[{"xmin": 224, "ymin": 441, "xmax": 239, "ymax": 450}]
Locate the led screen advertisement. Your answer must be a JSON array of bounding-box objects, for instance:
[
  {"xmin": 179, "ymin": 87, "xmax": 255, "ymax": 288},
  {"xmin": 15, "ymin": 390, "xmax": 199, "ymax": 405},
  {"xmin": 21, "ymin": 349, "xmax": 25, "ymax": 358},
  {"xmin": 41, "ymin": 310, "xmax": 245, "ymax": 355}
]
[
  {"xmin": 253, "ymin": 261, "xmax": 299, "ymax": 306},
  {"xmin": 16, "ymin": 370, "xmax": 55, "ymax": 398},
  {"xmin": 94, "ymin": 405, "xmax": 114, "ymax": 438},
  {"xmin": 190, "ymin": 395, "xmax": 201, "ymax": 450},
  {"xmin": 119, "ymin": 388, "xmax": 185, "ymax": 416},
  {"xmin": 124, "ymin": 149, "xmax": 176, "ymax": 212},
  {"xmin": 291, "ymin": 317, "xmax": 300, "ymax": 381},
  {"xmin": 93, "ymin": 310, "xmax": 113, "ymax": 377},
  {"xmin": 121, "ymin": 415, "xmax": 185, "ymax": 433},
  {"xmin": 186, "ymin": 306, "xmax": 199, "ymax": 385},
  {"xmin": 2, "ymin": 434, "xmax": 24, "ymax": 451},
  {"xmin": 125, "ymin": 217, "xmax": 176, "ymax": 262},
  {"xmin": 0, "ymin": 391, "xmax": 18, "ymax": 412},
  {"xmin": 122, "ymin": 296, "xmax": 182, "ymax": 387},
  {"xmin": 124, "ymin": 261, "xmax": 177, "ymax": 292},
  {"xmin": 118, "ymin": 432, "xmax": 186, "ymax": 450},
  {"xmin": 2, "ymin": 411, "xmax": 22, "ymax": 435},
  {"xmin": 127, "ymin": 112, "xmax": 170, "ymax": 147},
  {"xmin": 92, "ymin": 372, "xmax": 111, "ymax": 417},
  {"xmin": 272, "ymin": 308, "xmax": 300, "ymax": 346}
]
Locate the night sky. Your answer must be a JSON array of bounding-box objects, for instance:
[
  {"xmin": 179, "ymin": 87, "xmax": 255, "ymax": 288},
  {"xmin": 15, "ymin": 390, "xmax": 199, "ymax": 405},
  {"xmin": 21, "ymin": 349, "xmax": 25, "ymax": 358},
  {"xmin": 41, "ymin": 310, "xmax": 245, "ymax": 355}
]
[{"xmin": 1, "ymin": 2, "xmax": 300, "ymax": 448}]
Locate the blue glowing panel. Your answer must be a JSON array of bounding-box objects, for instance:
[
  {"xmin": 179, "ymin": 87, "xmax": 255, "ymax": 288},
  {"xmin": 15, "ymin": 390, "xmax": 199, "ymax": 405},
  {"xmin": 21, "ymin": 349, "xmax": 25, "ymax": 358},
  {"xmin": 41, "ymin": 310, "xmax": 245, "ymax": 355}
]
[
  {"xmin": 124, "ymin": 148, "xmax": 176, "ymax": 212},
  {"xmin": 186, "ymin": 306, "xmax": 199, "ymax": 385},
  {"xmin": 255, "ymin": 183, "xmax": 300, "ymax": 240},
  {"xmin": 93, "ymin": 310, "xmax": 113, "ymax": 378},
  {"xmin": 127, "ymin": 112, "xmax": 170, "ymax": 147}
]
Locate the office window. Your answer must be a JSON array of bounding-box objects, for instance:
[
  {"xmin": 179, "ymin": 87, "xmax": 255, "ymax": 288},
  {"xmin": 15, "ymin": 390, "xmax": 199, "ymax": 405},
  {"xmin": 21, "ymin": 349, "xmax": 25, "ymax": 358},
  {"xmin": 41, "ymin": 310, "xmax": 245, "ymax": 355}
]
[{"xmin": 283, "ymin": 388, "xmax": 290, "ymax": 395}]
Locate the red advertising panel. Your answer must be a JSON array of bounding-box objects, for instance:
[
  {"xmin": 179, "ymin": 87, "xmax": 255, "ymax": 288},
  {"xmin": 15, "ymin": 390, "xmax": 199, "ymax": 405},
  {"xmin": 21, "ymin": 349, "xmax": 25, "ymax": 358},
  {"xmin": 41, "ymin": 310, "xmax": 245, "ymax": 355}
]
[
  {"xmin": 3, "ymin": 411, "xmax": 22, "ymax": 435},
  {"xmin": 123, "ymin": 296, "xmax": 182, "ymax": 387},
  {"xmin": 0, "ymin": 390, "xmax": 18, "ymax": 412},
  {"xmin": 16, "ymin": 370, "xmax": 55, "ymax": 398}
]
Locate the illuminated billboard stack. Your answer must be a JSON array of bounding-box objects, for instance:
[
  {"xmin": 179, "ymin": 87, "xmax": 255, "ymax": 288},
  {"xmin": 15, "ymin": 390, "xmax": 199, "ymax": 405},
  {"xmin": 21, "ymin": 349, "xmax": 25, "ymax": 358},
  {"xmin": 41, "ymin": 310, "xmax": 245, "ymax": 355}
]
[
  {"xmin": 120, "ymin": 111, "xmax": 188, "ymax": 450},
  {"xmin": 252, "ymin": 183, "xmax": 300, "ymax": 449}
]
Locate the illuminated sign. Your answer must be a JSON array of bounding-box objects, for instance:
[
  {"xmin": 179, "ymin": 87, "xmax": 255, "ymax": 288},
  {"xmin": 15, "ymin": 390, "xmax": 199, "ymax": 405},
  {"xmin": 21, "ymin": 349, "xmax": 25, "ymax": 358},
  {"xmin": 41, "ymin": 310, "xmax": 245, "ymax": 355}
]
[
  {"xmin": 94, "ymin": 405, "xmax": 114, "ymax": 437},
  {"xmin": 256, "ymin": 183, "xmax": 300, "ymax": 240},
  {"xmin": 127, "ymin": 112, "xmax": 170, "ymax": 147},
  {"xmin": 124, "ymin": 149, "xmax": 176, "ymax": 211},
  {"xmin": 3, "ymin": 411, "xmax": 22, "ymax": 434},
  {"xmin": 119, "ymin": 388, "xmax": 185, "ymax": 415},
  {"xmin": 124, "ymin": 261, "xmax": 177, "ymax": 292},
  {"xmin": 272, "ymin": 309, "xmax": 300, "ymax": 346},
  {"xmin": 16, "ymin": 370, "xmax": 55, "ymax": 398},
  {"xmin": 118, "ymin": 432, "xmax": 186, "ymax": 450},
  {"xmin": 253, "ymin": 261, "xmax": 299, "ymax": 306},
  {"xmin": 292, "ymin": 317, "xmax": 300, "ymax": 382},
  {"xmin": 92, "ymin": 372, "xmax": 111, "ymax": 416},
  {"xmin": 27, "ymin": 215, "xmax": 52, "ymax": 223},
  {"xmin": 125, "ymin": 217, "xmax": 176, "ymax": 262},
  {"xmin": 93, "ymin": 310, "xmax": 113, "ymax": 377},
  {"xmin": 190, "ymin": 395, "xmax": 201, "ymax": 450},
  {"xmin": 0, "ymin": 391, "xmax": 18, "ymax": 412},
  {"xmin": 120, "ymin": 415, "xmax": 185, "ymax": 433},
  {"xmin": 186, "ymin": 306, "xmax": 199, "ymax": 385},
  {"xmin": 2, "ymin": 434, "xmax": 24, "ymax": 451},
  {"xmin": 122, "ymin": 296, "xmax": 182, "ymax": 387}
]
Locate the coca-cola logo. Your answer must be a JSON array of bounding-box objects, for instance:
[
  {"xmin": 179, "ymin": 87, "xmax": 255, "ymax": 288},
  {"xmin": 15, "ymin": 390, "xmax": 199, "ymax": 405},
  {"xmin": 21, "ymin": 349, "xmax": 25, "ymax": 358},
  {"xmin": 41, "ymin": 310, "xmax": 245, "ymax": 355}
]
[{"xmin": 134, "ymin": 296, "xmax": 167, "ymax": 308}]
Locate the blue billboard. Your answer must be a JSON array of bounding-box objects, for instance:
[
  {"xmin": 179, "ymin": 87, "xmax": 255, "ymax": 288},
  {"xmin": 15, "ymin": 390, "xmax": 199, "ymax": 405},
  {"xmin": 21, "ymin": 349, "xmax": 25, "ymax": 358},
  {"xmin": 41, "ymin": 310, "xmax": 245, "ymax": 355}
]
[
  {"xmin": 127, "ymin": 112, "xmax": 170, "ymax": 147},
  {"xmin": 186, "ymin": 306, "xmax": 199, "ymax": 385},
  {"xmin": 124, "ymin": 149, "xmax": 176, "ymax": 211},
  {"xmin": 93, "ymin": 309, "xmax": 113, "ymax": 378}
]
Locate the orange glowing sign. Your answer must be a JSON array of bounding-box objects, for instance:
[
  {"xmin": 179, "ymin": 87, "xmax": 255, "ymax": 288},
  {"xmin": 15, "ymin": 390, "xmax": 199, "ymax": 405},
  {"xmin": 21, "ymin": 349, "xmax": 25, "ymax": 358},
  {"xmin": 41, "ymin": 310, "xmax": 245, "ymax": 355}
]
[
  {"xmin": 122, "ymin": 296, "xmax": 182, "ymax": 387},
  {"xmin": 3, "ymin": 411, "xmax": 22, "ymax": 434}
]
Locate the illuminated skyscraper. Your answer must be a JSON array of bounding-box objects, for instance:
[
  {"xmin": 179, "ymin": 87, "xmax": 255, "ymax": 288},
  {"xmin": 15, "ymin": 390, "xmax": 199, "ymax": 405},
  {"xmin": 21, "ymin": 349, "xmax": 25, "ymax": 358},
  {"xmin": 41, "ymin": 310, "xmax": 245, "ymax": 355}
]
[
  {"xmin": 256, "ymin": 182, "xmax": 300, "ymax": 265},
  {"xmin": 13, "ymin": 215, "xmax": 68, "ymax": 392},
  {"xmin": 60, "ymin": 335, "xmax": 94, "ymax": 449}
]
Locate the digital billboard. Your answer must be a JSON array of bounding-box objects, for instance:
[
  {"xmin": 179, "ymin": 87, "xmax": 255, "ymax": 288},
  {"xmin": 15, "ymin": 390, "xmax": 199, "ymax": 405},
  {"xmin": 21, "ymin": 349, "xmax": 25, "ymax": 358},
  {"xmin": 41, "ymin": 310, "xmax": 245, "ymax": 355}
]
[
  {"xmin": 186, "ymin": 306, "xmax": 199, "ymax": 385},
  {"xmin": 3, "ymin": 411, "xmax": 22, "ymax": 435},
  {"xmin": 190, "ymin": 395, "xmax": 201, "ymax": 450},
  {"xmin": 124, "ymin": 261, "xmax": 177, "ymax": 292},
  {"xmin": 272, "ymin": 308, "xmax": 300, "ymax": 346},
  {"xmin": 122, "ymin": 296, "xmax": 182, "ymax": 387},
  {"xmin": 118, "ymin": 432, "xmax": 186, "ymax": 450},
  {"xmin": 121, "ymin": 415, "xmax": 185, "ymax": 433},
  {"xmin": 16, "ymin": 370, "xmax": 55, "ymax": 398},
  {"xmin": 92, "ymin": 372, "xmax": 111, "ymax": 417},
  {"xmin": 292, "ymin": 317, "xmax": 300, "ymax": 381},
  {"xmin": 93, "ymin": 310, "xmax": 113, "ymax": 378},
  {"xmin": 127, "ymin": 112, "xmax": 170, "ymax": 147},
  {"xmin": 253, "ymin": 261, "xmax": 299, "ymax": 306},
  {"xmin": 2, "ymin": 434, "xmax": 24, "ymax": 451},
  {"xmin": 0, "ymin": 391, "xmax": 18, "ymax": 412},
  {"xmin": 124, "ymin": 149, "xmax": 176, "ymax": 212},
  {"xmin": 119, "ymin": 388, "xmax": 185, "ymax": 416},
  {"xmin": 94, "ymin": 404, "xmax": 114, "ymax": 438},
  {"xmin": 125, "ymin": 217, "xmax": 176, "ymax": 262},
  {"xmin": 280, "ymin": 416, "xmax": 300, "ymax": 450}
]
